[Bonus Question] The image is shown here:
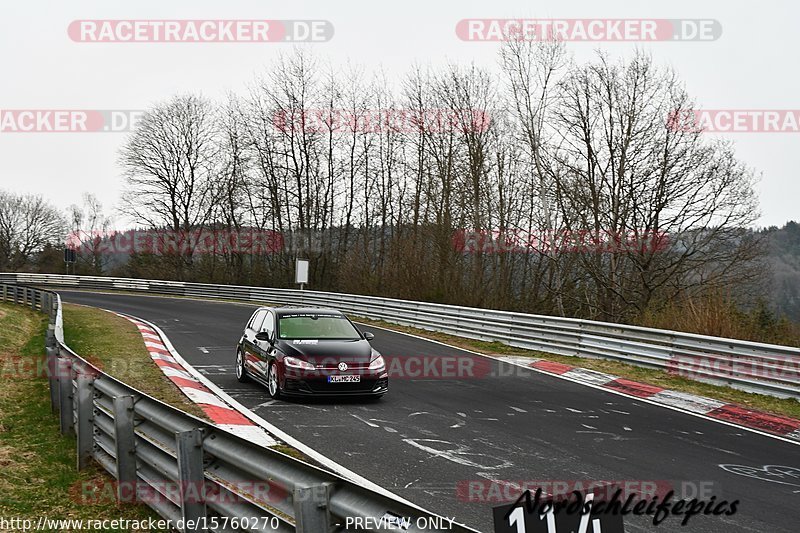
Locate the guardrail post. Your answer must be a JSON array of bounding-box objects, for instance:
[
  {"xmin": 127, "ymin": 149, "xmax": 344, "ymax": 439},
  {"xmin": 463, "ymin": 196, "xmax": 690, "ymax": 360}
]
[
  {"xmin": 57, "ymin": 357, "xmax": 74, "ymax": 434},
  {"xmin": 113, "ymin": 395, "xmax": 138, "ymax": 504},
  {"xmin": 13, "ymin": 285, "xmax": 19, "ymax": 305},
  {"xmin": 2, "ymin": 284, "xmax": 7, "ymax": 302},
  {"xmin": 176, "ymin": 429, "xmax": 206, "ymax": 530},
  {"xmin": 31, "ymin": 289, "xmax": 37, "ymax": 311},
  {"xmin": 45, "ymin": 321, "xmax": 55, "ymax": 347},
  {"xmin": 294, "ymin": 483, "xmax": 331, "ymax": 533},
  {"xmin": 76, "ymin": 373, "xmax": 96, "ymax": 470},
  {"xmin": 46, "ymin": 326, "xmax": 58, "ymax": 413}
]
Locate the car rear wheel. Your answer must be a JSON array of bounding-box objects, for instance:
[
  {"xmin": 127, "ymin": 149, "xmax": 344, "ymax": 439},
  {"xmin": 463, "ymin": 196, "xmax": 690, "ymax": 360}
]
[
  {"xmin": 268, "ymin": 362, "xmax": 282, "ymax": 399},
  {"xmin": 235, "ymin": 348, "xmax": 249, "ymax": 383}
]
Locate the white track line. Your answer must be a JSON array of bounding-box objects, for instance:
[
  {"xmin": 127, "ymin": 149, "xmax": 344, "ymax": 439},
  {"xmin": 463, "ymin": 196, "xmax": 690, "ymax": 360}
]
[
  {"xmin": 355, "ymin": 321, "xmax": 800, "ymax": 446},
  {"xmin": 133, "ymin": 316, "xmax": 450, "ymax": 521}
]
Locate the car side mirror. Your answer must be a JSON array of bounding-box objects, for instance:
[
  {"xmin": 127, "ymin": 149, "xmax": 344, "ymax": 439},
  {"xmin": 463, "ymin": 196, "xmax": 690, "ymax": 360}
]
[
  {"xmin": 255, "ymin": 331, "xmax": 273, "ymax": 343},
  {"xmin": 363, "ymin": 331, "xmax": 375, "ymax": 341}
]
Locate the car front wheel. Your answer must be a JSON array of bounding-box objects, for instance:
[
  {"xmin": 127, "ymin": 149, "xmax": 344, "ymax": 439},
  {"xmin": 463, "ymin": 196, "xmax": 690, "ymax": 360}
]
[
  {"xmin": 268, "ymin": 362, "xmax": 283, "ymax": 399},
  {"xmin": 235, "ymin": 348, "xmax": 249, "ymax": 383}
]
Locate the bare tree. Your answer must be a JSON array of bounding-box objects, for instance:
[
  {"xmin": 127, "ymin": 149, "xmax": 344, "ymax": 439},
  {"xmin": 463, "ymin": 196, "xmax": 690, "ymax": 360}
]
[
  {"xmin": 500, "ymin": 38, "xmax": 569, "ymax": 314},
  {"xmin": 551, "ymin": 52, "xmax": 760, "ymax": 320},
  {"xmin": 119, "ymin": 94, "xmax": 220, "ymax": 278},
  {"xmin": 104, "ymin": 48, "xmax": 765, "ymax": 332},
  {"xmin": 69, "ymin": 193, "xmax": 112, "ymax": 274},
  {"xmin": 0, "ymin": 190, "xmax": 66, "ymax": 270}
]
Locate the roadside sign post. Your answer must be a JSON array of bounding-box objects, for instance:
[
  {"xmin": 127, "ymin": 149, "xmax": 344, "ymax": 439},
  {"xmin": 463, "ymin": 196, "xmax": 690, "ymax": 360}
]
[
  {"xmin": 295, "ymin": 258, "xmax": 309, "ymax": 291},
  {"xmin": 64, "ymin": 247, "xmax": 76, "ymax": 274}
]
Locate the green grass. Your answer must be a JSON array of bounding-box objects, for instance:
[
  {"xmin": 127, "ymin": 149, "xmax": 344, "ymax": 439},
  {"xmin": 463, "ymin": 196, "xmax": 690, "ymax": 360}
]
[
  {"xmin": 272, "ymin": 444, "xmax": 311, "ymax": 463},
  {"xmin": 353, "ymin": 316, "xmax": 800, "ymax": 420},
  {"xmin": 61, "ymin": 304, "xmax": 311, "ymax": 462},
  {"xmin": 0, "ymin": 302, "xmax": 170, "ymax": 531},
  {"xmin": 62, "ymin": 304, "xmax": 208, "ymax": 420}
]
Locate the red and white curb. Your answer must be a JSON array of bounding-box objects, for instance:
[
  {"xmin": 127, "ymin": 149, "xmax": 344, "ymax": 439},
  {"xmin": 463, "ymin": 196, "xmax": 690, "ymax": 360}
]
[
  {"xmin": 112, "ymin": 313, "xmax": 441, "ymax": 518},
  {"xmin": 498, "ymin": 355, "xmax": 800, "ymax": 443},
  {"xmin": 119, "ymin": 313, "xmax": 278, "ymax": 447}
]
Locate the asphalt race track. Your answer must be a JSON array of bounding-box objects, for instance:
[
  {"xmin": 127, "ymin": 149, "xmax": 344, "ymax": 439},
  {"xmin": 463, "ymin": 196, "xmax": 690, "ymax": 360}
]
[{"xmin": 60, "ymin": 291, "xmax": 800, "ymax": 533}]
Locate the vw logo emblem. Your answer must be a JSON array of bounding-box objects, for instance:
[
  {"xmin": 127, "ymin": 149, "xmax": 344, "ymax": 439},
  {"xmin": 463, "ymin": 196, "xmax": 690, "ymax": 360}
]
[{"xmin": 338, "ymin": 362, "xmax": 348, "ymax": 372}]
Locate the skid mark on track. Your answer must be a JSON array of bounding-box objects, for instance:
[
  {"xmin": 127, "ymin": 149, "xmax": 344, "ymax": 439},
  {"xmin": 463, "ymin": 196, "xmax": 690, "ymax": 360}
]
[
  {"xmin": 351, "ymin": 414, "xmax": 380, "ymax": 428},
  {"xmin": 474, "ymin": 473, "xmax": 526, "ymax": 492},
  {"xmin": 403, "ymin": 439, "xmax": 513, "ymax": 470}
]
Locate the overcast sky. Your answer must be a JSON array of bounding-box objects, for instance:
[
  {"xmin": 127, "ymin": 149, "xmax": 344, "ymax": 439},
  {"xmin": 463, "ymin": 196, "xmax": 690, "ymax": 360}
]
[{"xmin": 0, "ymin": 1, "xmax": 797, "ymax": 229}]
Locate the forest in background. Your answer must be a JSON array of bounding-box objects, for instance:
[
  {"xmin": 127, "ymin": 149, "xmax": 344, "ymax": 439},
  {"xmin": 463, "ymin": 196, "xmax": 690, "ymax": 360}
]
[{"xmin": 2, "ymin": 42, "xmax": 798, "ymax": 345}]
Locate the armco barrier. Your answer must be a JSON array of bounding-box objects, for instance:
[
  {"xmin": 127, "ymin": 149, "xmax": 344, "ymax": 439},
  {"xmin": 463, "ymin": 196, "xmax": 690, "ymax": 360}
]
[
  {"xmin": 0, "ymin": 283, "xmax": 479, "ymax": 533},
  {"xmin": 2, "ymin": 273, "xmax": 799, "ymax": 400}
]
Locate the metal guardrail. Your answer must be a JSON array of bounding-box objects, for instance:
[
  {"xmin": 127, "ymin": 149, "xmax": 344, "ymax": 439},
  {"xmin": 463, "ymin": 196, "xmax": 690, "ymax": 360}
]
[
  {"xmin": 0, "ymin": 283, "xmax": 479, "ymax": 533},
  {"xmin": 2, "ymin": 273, "xmax": 798, "ymax": 400}
]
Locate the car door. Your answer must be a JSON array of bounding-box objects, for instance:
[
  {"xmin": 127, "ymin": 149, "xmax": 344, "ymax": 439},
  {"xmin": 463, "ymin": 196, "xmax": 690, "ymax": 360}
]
[
  {"xmin": 253, "ymin": 310, "xmax": 276, "ymax": 376},
  {"xmin": 242, "ymin": 310, "xmax": 267, "ymax": 377}
]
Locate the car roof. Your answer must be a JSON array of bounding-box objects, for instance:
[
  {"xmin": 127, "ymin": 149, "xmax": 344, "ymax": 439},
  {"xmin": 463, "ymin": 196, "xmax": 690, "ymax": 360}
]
[{"xmin": 255, "ymin": 306, "xmax": 345, "ymax": 317}]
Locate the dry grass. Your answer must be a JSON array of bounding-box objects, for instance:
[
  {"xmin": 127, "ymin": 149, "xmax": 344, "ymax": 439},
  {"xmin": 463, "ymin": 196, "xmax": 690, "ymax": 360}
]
[
  {"xmin": 61, "ymin": 304, "xmax": 309, "ymax": 460},
  {"xmin": 62, "ymin": 303, "xmax": 209, "ymax": 420},
  {"xmin": 639, "ymin": 292, "xmax": 800, "ymax": 347},
  {"xmin": 0, "ymin": 302, "xmax": 170, "ymax": 530},
  {"xmin": 353, "ymin": 316, "xmax": 800, "ymax": 420}
]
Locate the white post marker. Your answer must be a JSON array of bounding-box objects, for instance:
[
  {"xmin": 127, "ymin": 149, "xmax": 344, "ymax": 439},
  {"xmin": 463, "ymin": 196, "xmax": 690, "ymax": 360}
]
[{"xmin": 295, "ymin": 258, "xmax": 309, "ymax": 290}]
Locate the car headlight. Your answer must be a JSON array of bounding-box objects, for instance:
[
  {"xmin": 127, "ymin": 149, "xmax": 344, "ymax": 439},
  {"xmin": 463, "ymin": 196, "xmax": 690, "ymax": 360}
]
[
  {"xmin": 284, "ymin": 356, "xmax": 315, "ymax": 370},
  {"xmin": 368, "ymin": 351, "xmax": 385, "ymax": 371}
]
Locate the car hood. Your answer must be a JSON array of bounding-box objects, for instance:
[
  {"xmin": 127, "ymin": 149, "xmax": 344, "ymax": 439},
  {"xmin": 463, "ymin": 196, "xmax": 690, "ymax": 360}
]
[{"xmin": 277, "ymin": 338, "xmax": 373, "ymax": 365}]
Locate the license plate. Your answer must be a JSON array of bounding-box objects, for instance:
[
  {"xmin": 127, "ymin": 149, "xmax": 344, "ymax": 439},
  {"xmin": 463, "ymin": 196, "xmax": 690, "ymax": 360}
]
[{"xmin": 328, "ymin": 375, "xmax": 361, "ymax": 383}]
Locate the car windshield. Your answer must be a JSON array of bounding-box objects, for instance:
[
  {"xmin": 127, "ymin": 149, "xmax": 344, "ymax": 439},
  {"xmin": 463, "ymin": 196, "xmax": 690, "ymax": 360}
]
[{"xmin": 278, "ymin": 314, "xmax": 361, "ymax": 340}]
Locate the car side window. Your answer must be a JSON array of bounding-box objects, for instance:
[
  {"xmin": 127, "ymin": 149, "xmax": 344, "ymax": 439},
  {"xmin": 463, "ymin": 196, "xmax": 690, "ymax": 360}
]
[
  {"xmin": 249, "ymin": 310, "xmax": 266, "ymax": 332},
  {"xmin": 262, "ymin": 312, "xmax": 275, "ymax": 336}
]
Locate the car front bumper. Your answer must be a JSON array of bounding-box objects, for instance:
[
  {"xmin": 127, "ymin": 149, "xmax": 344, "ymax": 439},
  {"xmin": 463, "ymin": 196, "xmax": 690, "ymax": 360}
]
[{"xmin": 282, "ymin": 371, "xmax": 389, "ymax": 396}]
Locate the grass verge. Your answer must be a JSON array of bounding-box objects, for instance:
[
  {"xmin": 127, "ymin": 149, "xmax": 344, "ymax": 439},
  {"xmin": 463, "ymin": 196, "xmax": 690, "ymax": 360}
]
[
  {"xmin": 0, "ymin": 302, "xmax": 170, "ymax": 531},
  {"xmin": 61, "ymin": 303, "xmax": 312, "ymax": 463},
  {"xmin": 62, "ymin": 303, "xmax": 208, "ymax": 420},
  {"xmin": 353, "ymin": 316, "xmax": 800, "ymax": 420}
]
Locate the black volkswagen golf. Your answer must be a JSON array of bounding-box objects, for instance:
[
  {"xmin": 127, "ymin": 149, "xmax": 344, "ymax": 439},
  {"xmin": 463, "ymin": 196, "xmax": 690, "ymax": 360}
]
[{"xmin": 235, "ymin": 307, "xmax": 388, "ymax": 398}]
